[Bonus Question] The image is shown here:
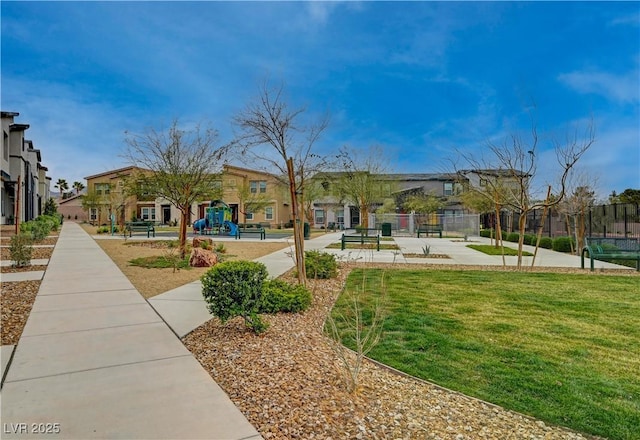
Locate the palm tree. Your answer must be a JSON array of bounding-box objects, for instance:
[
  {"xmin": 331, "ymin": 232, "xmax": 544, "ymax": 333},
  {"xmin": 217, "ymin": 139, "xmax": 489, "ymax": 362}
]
[
  {"xmin": 72, "ymin": 181, "xmax": 85, "ymax": 195},
  {"xmin": 55, "ymin": 178, "xmax": 69, "ymax": 199}
]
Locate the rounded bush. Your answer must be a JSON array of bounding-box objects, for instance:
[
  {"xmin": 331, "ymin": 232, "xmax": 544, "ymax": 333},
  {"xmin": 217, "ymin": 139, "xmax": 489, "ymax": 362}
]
[
  {"xmin": 480, "ymin": 229, "xmax": 492, "ymax": 238},
  {"xmin": 539, "ymin": 237, "xmax": 553, "ymax": 249},
  {"xmin": 524, "ymin": 234, "xmax": 536, "ymax": 246},
  {"xmin": 201, "ymin": 260, "xmax": 269, "ymax": 333},
  {"xmin": 552, "ymin": 236, "xmax": 575, "ymax": 253},
  {"xmin": 506, "ymin": 232, "xmax": 520, "ymax": 243},
  {"xmin": 260, "ymin": 279, "xmax": 312, "ymax": 314},
  {"xmin": 305, "ymin": 250, "xmax": 338, "ymax": 279}
]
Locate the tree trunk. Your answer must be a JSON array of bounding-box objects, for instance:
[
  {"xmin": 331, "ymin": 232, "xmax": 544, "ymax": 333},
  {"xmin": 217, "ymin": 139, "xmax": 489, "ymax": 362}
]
[
  {"xmin": 179, "ymin": 208, "xmax": 189, "ymax": 259},
  {"xmin": 494, "ymin": 204, "xmax": 506, "ymax": 268},
  {"xmin": 361, "ymin": 204, "xmax": 369, "ymax": 229},
  {"xmin": 532, "ymin": 186, "xmax": 552, "ymax": 267},
  {"xmin": 287, "ymin": 158, "xmax": 306, "ymax": 285},
  {"xmin": 517, "ymin": 212, "xmax": 527, "ymax": 269}
]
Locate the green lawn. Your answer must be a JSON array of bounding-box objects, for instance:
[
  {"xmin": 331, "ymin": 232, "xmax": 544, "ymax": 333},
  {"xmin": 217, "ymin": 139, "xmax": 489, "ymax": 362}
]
[
  {"xmin": 332, "ymin": 268, "xmax": 640, "ymax": 440},
  {"xmin": 467, "ymin": 244, "xmax": 534, "ymax": 256}
]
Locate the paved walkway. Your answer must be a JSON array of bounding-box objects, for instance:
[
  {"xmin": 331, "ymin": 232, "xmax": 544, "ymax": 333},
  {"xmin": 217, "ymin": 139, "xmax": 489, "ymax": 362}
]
[{"xmin": 1, "ymin": 222, "xmax": 262, "ymax": 439}]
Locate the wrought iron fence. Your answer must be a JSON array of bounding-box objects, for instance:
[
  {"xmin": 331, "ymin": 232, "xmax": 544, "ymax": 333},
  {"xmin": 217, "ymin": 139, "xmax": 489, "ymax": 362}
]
[{"xmin": 489, "ymin": 203, "xmax": 640, "ymax": 238}]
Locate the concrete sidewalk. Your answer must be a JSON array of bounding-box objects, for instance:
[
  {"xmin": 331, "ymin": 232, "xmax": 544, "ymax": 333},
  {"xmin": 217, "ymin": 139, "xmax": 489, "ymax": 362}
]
[{"xmin": 1, "ymin": 222, "xmax": 262, "ymax": 440}]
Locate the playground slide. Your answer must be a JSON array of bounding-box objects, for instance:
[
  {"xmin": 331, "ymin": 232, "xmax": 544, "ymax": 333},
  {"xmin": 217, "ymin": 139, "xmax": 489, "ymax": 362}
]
[
  {"xmin": 224, "ymin": 220, "xmax": 238, "ymax": 237},
  {"xmin": 193, "ymin": 218, "xmax": 208, "ymax": 233}
]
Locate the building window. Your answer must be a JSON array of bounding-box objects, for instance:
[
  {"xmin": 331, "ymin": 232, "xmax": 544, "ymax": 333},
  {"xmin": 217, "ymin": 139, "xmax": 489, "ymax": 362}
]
[
  {"xmin": 250, "ymin": 180, "xmax": 267, "ymax": 193},
  {"xmin": 444, "ymin": 182, "xmax": 454, "ymax": 196},
  {"xmin": 95, "ymin": 183, "xmax": 110, "ymax": 195},
  {"xmin": 479, "ymin": 178, "xmax": 488, "ymax": 187},
  {"xmin": 315, "ymin": 209, "xmax": 325, "ymax": 225},
  {"xmin": 245, "ymin": 211, "xmax": 254, "ymax": 221},
  {"xmin": 90, "ymin": 208, "xmax": 98, "ymax": 221},
  {"xmin": 336, "ymin": 209, "xmax": 344, "ymax": 225},
  {"xmin": 265, "ymin": 206, "xmax": 273, "ymax": 220},
  {"xmin": 141, "ymin": 207, "xmax": 156, "ymax": 221}
]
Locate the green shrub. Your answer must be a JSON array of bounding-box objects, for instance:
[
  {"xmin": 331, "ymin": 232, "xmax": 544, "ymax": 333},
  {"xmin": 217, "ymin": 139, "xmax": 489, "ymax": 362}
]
[
  {"xmin": 506, "ymin": 232, "xmax": 520, "ymax": 243},
  {"xmin": 305, "ymin": 250, "xmax": 338, "ymax": 279},
  {"xmin": 480, "ymin": 229, "xmax": 492, "ymax": 238},
  {"xmin": 10, "ymin": 233, "xmax": 33, "ymax": 267},
  {"xmin": 201, "ymin": 260, "xmax": 269, "ymax": 333},
  {"xmin": 260, "ymin": 279, "xmax": 312, "ymax": 314},
  {"xmin": 43, "ymin": 197, "xmax": 58, "ymax": 216},
  {"xmin": 552, "ymin": 236, "xmax": 575, "ymax": 253},
  {"xmin": 539, "ymin": 237, "xmax": 553, "ymax": 249},
  {"xmin": 36, "ymin": 214, "xmax": 60, "ymax": 232},
  {"xmin": 523, "ymin": 234, "xmax": 536, "ymax": 246}
]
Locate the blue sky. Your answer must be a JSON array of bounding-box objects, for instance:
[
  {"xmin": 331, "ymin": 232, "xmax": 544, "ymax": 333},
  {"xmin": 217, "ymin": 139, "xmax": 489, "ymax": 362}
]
[{"xmin": 2, "ymin": 1, "xmax": 639, "ymax": 199}]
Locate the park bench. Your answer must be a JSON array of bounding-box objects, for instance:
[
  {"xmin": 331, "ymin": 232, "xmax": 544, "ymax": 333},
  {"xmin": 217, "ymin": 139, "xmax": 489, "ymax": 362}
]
[
  {"xmin": 124, "ymin": 221, "xmax": 156, "ymax": 238},
  {"xmin": 236, "ymin": 224, "xmax": 266, "ymax": 240},
  {"xmin": 581, "ymin": 237, "xmax": 640, "ymax": 271},
  {"xmin": 341, "ymin": 232, "xmax": 380, "ymax": 251},
  {"xmin": 417, "ymin": 224, "xmax": 442, "ymax": 238}
]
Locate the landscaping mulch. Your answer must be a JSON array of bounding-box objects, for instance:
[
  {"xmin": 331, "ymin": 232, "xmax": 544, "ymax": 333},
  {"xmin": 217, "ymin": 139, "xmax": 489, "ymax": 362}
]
[
  {"xmin": 1, "ymin": 265, "xmax": 48, "ymax": 273},
  {"xmin": 183, "ymin": 263, "xmax": 591, "ymax": 440},
  {"xmin": 1, "ymin": 280, "xmax": 41, "ymax": 345}
]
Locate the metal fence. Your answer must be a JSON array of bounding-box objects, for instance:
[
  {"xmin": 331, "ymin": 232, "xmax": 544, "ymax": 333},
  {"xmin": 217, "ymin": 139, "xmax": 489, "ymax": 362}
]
[
  {"xmin": 491, "ymin": 203, "xmax": 640, "ymax": 238},
  {"xmin": 371, "ymin": 213, "xmax": 480, "ymax": 237}
]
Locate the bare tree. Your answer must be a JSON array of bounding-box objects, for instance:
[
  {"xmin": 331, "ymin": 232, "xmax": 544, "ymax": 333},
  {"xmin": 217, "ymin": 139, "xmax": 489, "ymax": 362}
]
[
  {"xmin": 456, "ymin": 119, "xmax": 595, "ymax": 269},
  {"xmin": 124, "ymin": 120, "xmax": 227, "ymax": 259},
  {"xmin": 233, "ymin": 81, "xmax": 329, "ymax": 285},
  {"xmin": 557, "ymin": 170, "xmax": 597, "ymax": 254}
]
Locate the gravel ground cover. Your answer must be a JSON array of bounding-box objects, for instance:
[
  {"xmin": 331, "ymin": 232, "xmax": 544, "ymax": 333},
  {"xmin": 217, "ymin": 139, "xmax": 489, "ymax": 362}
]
[{"xmin": 183, "ymin": 263, "xmax": 595, "ymax": 440}]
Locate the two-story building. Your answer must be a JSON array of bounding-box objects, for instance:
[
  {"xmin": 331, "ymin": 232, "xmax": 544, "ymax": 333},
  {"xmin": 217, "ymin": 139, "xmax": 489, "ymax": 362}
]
[
  {"xmin": 308, "ymin": 171, "xmax": 466, "ymax": 229},
  {"xmin": 83, "ymin": 164, "xmax": 292, "ymax": 228},
  {"xmin": 1, "ymin": 111, "xmax": 51, "ymax": 225}
]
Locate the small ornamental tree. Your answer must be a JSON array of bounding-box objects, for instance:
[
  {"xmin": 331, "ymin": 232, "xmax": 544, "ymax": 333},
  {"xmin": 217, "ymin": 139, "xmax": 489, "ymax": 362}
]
[{"xmin": 201, "ymin": 260, "xmax": 269, "ymax": 333}]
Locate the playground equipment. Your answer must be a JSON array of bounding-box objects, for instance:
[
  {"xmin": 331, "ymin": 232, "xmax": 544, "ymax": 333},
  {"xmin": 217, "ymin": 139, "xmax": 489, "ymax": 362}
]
[{"xmin": 193, "ymin": 200, "xmax": 239, "ymax": 237}]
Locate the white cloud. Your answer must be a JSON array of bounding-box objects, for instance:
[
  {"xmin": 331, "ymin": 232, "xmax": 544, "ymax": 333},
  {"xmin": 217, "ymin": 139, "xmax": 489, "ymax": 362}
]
[
  {"xmin": 609, "ymin": 12, "xmax": 640, "ymax": 27},
  {"xmin": 558, "ymin": 70, "xmax": 640, "ymax": 104}
]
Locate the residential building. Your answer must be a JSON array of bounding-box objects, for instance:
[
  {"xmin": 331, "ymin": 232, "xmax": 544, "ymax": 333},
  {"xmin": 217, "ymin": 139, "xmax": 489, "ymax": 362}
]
[
  {"xmin": 83, "ymin": 166, "xmax": 146, "ymax": 225},
  {"xmin": 57, "ymin": 193, "xmax": 89, "ymax": 223},
  {"xmin": 83, "ymin": 164, "xmax": 292, "ymax": 228},
  {"xmin": 1, "ymin": 111, "xmax": 51, "ymax": 225},
  {"xmin": 309, "ymin": 172, "xmax": 466, "ymax": 229},
  {"xmin": 214, "ymin": 165, "xmax": 291, "ymax": 227}
]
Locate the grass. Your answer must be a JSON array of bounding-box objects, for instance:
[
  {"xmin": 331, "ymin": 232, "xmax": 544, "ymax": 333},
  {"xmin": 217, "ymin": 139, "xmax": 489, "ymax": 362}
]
[
  {"xmin": 129, "ymin": 255, "xmax": 191, "ymax": 270},
  {"xmin": 467, "ymin": 244, "xmax": 534, "ymax": 256},
  {"xmin": 332, "ymin": 268, "xmax": 640, "ymax": 440}
]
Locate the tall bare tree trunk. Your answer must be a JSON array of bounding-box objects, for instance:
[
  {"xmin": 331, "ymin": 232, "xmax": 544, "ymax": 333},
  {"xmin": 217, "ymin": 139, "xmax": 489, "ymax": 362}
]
[
  {"xmin": 531, "ymin": 186, "xmax": 552, "ymax": 267},
  {"xmin": 287, "ymin": 158, "xmax": 306, "ymax": 285},
  {"xmin": 179, "ymin": 208, "xmax": 189, "ymax": 259},
  {"xmin": 494, "ymin": 204, "xmax": 506, "ymax": 268}
]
